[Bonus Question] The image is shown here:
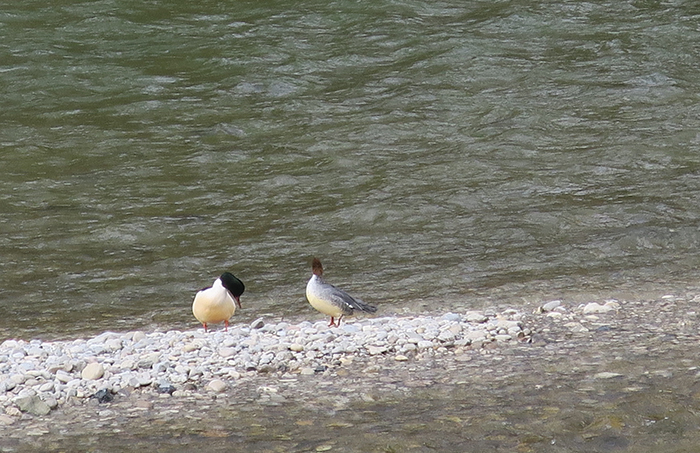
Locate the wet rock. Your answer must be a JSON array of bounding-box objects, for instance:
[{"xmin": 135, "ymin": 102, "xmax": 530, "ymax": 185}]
[
  {"xmin": 593, "ymin": 372, "xmax": 623, "ymax": 379},
  {"xmin": 14, "ymin": 395, "xmax": 51, "ymax": 416},
  {"xmin": 207, "ymin": 379, "xmax": 227, "ymax": 393},
  {"xmin": 157, "ymin": 384, "xmax": 177, "ymax": 395},
  {"xmin": 93, "ymin": 389, "xmax": 114, "ymax": 403}
]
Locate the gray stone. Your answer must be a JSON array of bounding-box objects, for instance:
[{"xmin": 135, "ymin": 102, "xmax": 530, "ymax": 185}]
[
  {"xmin": 55, "ymin": 370, "xmax": 72, "ymax": 383},
  {"xmin": 14, "ymin": 395, "xmax": 52, "ymax": 416},
  {"xmin": 438, "ymin": 330, "xmax": 456, "ymax": 342},
  {"xmin": 465, "ymin": 311, "xmax": 488, "ymax": 323},
  {"xmin": 207, "ymin": 379, "xmax": 227, "ymax": 393},
  {"xmin": 1, "ymin": 379, "xmax": 16, "ymax": 392},
  {"xmin": 564, "ymin": 322, "xmax": 590, "ymax": 333}
]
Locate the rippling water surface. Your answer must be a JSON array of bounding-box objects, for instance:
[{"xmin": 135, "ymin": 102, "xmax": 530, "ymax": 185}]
[{"xmin": 2, "ymin": 0, "xmax": 700, "ymax": 340}]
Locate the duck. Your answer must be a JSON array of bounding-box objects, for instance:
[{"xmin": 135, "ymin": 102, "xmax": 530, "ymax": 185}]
[
  {"xmin": 305, "ymin": 257, "xmax": 377, "ymax": 327},
  {"xmin": 192, "ymin": 272, "xmax": 245, "ymax": 332}
]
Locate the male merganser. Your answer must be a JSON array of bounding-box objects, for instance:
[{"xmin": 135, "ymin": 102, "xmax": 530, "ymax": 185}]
[
  {"xmin": 192, "ymin": 272, "xmax": 245, "ymax": 332},
  {"xmin": 305, "ymin": 257, "xmax": 377, "ymax": 327}
]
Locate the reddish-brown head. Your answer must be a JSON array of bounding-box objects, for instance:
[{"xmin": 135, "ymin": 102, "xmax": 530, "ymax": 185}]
[{"xmin": 311, "ymin": 257, "xmax": 324, "ymax": 276}]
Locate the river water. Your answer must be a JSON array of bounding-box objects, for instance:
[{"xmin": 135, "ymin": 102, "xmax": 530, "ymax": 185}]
[
  {"xmin": 2, "ymin": 0, "xmax": 700, "ymax": 450},
  {"xmin": 3, "ymin": 1, "xmax": 700, "ymax": 339}
]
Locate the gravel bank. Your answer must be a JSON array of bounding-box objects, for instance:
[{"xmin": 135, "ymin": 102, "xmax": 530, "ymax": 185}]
[
  {"xmin": 0, "ymin": 307, "xmax": 533, "ymax": 421},
  {"xmin": 4, "ymin": 294, "xmax": 700, "ymax": 452}
]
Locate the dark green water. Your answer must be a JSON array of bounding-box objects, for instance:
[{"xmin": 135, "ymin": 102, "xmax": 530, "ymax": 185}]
[{"xmin": 2, "ymin": 1, "xmax": 700, "ymax": 339}]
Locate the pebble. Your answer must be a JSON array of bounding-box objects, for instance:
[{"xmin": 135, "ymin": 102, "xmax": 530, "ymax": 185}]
[
  {"xmin": 465, "ymin": 311, "xmax": 488, "ymax": 323},
  {"xmin": 0, "ymin": 308, "xmax": 548, "ymax": 417},
  {"xmin": 583, "ymin": 302, "xmax": 610, "ymax": 314},
  {"xmin": 207, "ymin": 379, "xmax": 227, "ymax": 393},
  {"xmin": 81, "ymin": 363, "xmax": 105, "ymax": 380}
]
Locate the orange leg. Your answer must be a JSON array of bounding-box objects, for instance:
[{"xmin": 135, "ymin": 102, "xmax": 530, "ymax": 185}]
[
  {"xmin": 328, "ymin": 316, "xmax": 344, "ymax": 327},
  {"xmin": 225, "ymin": 320, "xmax": 229, "ymax": 332},
  {"xmin": 203, "ymin": 323, "xmax": 208, "ymax": 333}
]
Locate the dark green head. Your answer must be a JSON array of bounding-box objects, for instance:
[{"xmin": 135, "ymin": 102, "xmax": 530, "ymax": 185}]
[{"xmin": 220, "ymin": 272, "xmax": 245, "ymax": 307}]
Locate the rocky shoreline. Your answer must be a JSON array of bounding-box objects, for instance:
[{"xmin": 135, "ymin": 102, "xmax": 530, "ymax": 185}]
[
  {"xmin": 0, "ymin": 305, "xmax": 542, "ymax": 421},
  {"xmin": 0, "ymin": 299, "xmax": 623, "ymax": 421},
  {"xmin": 2, "ymin": 294, "xmax": 700, "ymax": 452}
]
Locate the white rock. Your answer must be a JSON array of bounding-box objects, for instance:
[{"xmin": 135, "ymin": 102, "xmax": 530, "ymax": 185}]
[
  {"xmin": 218, "ymin": 347, "xmax": 236, "ymax": 358},
  {"xmin": 465, "ymin": 311, "xmax": 488, "ymax": 323},
  {"xmin": 367, "ymin": 346, "xmax": 387, "ymax": 355},
  {"xmin": 582, "ymin": 302, "xmax": 611, "ymax": 314},
  {"xmin": 593, "ymin": 372, "xmax": 623, "ymax": 379},
  {"xmin": 416, "ymin": 341, "xmax": 434, "ymax": 349},
  {"xmin": 604, "ymin": 300, "xmax": 621, "ymax": 310},
  {"xmin": 437, "ymin": 330, "xmax": 455, "ymax": 342},
  {"xmin": 540, "ymin": 300, "xmax": 562, "ymax": 312},
  {"xmin": 442, "ymin": 313, "xmax": 462, "ymax": 322},
  {"xmin": 81, "ymin": 363, "xmax": 105, "ymax": 380}
]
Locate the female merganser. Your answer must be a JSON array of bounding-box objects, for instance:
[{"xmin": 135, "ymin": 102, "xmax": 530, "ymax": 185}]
[
  {"xmin": 192, "ymin": 272, "xmax": 245, "ymax": 332},
  {"xmin": 305, "ymin": 257, "xmax": 377, "ymax": 327}
]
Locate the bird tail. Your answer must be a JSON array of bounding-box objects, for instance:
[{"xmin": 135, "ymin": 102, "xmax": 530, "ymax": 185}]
[{"xmin": 353, "ymin": 298, "xmax": 378, "ymax": 313}]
